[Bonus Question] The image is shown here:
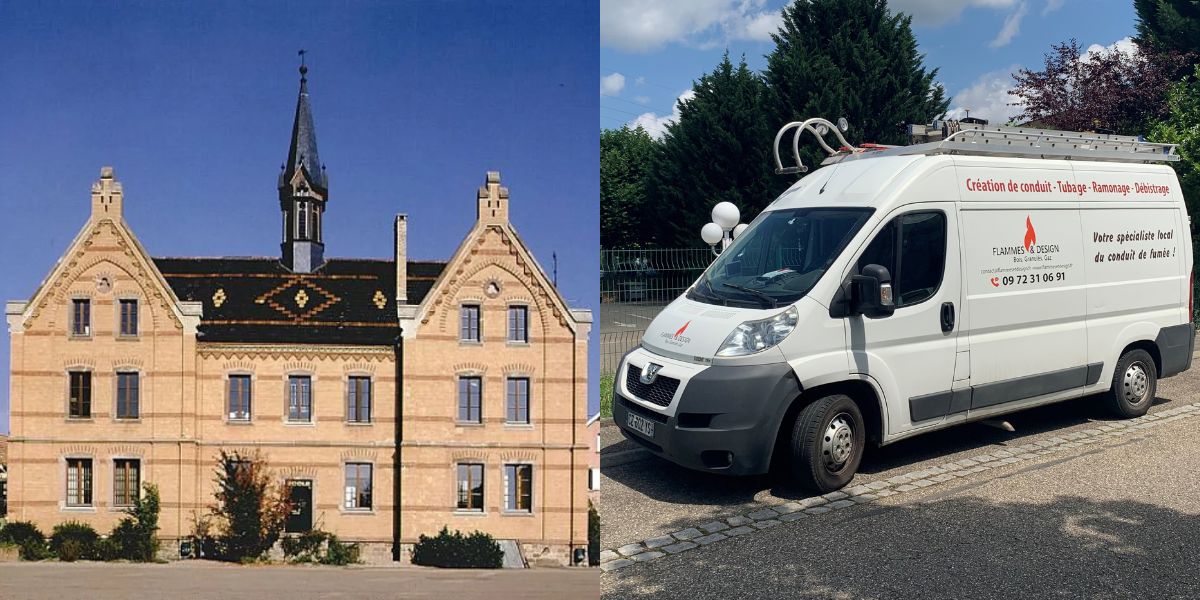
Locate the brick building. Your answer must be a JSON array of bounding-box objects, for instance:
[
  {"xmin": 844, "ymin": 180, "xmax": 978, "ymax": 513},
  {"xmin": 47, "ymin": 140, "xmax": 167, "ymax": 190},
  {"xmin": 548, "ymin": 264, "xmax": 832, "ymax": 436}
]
[{"xmin": 3, "ymin": 65, "xmax": 592, "ymax": 565}]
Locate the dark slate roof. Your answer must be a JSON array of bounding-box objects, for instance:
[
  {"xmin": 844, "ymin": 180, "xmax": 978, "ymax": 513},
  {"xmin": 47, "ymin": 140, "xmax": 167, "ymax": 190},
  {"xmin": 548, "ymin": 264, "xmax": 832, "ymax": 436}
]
[
  {"xmin": 153, "ymin": 257, "xmax": 445, "ymax": 345},
  {"xmin": 280, "ymin": 67, "xmax": 326, "ymax": 191}
]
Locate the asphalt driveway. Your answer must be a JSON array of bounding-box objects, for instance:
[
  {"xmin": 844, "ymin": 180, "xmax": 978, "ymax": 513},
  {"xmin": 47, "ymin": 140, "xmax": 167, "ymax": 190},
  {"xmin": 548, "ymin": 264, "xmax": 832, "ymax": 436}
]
[{"xmin": 601, "ymin": 360, "xmax": 1200, "ymax": 599}]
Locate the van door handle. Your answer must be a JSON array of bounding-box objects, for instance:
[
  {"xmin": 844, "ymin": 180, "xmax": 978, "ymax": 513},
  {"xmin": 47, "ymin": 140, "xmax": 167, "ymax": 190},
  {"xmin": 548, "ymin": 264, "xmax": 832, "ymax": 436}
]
[{"xmin": 940, "ymin": 302, "xmax": 955, "ymax": 332}]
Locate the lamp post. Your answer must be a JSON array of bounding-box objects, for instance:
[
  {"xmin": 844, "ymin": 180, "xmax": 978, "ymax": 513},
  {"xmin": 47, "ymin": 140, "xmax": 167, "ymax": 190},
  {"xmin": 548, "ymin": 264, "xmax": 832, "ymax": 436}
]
[{"xmin": 702, "ymin": 201, "xmax": 745, "ymax": 256}]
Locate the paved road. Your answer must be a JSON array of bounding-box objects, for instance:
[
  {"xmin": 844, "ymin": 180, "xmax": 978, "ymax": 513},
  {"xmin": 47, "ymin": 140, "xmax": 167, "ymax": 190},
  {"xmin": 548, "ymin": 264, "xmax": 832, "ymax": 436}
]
[
  {"xmin": 602, "ymin": 364, "xmax": 1200, "ymax": 599},
  {"xmin": 0, "ymin": 561, "xmax": 597, "ymax": 600}
]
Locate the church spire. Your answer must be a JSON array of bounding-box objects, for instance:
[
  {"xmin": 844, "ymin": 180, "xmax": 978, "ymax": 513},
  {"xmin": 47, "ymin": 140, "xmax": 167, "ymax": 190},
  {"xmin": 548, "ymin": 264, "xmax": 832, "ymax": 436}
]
[
  {"xmin": 279, "ymin": 50, "xmax": 327, "ymax": 273},
  {"xmin": 282, "ymin": 49, "xmax": 325, "ymax": 192}
]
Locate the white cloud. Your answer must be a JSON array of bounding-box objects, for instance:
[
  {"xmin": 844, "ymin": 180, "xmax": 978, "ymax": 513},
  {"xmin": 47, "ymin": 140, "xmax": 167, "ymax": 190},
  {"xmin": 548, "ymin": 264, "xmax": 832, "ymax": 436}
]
[
  {"xmin": 888, "ymin": 0, "xmax": 1018, "ymax": 27},
  {"xmin": 633, "ymin": 95, "xmax": 651, "ymax": 104},
  {"xmin": 1042, "ymin": 0, "xmax": 1065, "ymax": 15},
  {"xmin": 1083, "ymin": 36, "xmax": 1137, "ymax": 59},
  {"xmin": 628, "ymin": 90, "xmax": 696, "ymax": 138},
  {"xmin": 944, "ymin": 66, "xmax": 1024, "ymax": 125},
  {"xmin": 600, "ymin": 72, "xmax": 626, "ymax": 96},
  {"xmin": 634, "ymin": 76, "xmax": 646, "ymax": 85},
  {"xmin": 989, "ymin": 1, "xmax": 1028, "ymax": 48},
  {"xmin": 600, "ymin": 0, "xmax": 782, "ymax": 53}
]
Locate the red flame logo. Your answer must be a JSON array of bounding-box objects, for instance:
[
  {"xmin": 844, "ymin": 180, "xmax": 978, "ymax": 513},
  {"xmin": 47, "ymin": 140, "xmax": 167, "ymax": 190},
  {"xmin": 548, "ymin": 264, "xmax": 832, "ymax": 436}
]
[
  {"xmin": 1023, "ymin": 216, "xmax": 1036, "ymax": 251},
  {"xmin": 674, "ymin": 321, "xmax": 691, "ymax": 338}
]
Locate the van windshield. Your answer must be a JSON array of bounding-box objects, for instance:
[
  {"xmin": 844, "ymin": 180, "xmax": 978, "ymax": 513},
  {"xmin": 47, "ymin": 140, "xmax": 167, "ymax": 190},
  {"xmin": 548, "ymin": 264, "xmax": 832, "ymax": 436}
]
[{"xmin": 689, "ymin": 207, "xmax": 874, "ymax": 308}]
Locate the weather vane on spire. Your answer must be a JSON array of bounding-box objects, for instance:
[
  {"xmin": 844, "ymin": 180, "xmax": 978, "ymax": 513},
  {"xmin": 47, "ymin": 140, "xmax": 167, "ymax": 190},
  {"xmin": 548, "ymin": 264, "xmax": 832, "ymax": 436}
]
[{"xmin": 298, "ymin": 49, "xmax": 308, "ymax": 78}]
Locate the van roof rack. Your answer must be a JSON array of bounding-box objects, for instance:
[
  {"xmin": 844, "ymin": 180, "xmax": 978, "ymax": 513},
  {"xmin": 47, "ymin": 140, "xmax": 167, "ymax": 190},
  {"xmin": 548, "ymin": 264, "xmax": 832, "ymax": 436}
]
[{"xmin": 774, "ymin": 118, "xmax": 1179, "ymax": 175}]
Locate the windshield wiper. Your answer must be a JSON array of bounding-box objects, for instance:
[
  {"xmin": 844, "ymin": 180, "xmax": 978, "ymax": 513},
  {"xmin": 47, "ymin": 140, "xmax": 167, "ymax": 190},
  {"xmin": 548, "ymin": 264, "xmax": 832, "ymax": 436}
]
[{"xmin": 721, "ymin": 283, "xmax": 777, "ymax": 308}]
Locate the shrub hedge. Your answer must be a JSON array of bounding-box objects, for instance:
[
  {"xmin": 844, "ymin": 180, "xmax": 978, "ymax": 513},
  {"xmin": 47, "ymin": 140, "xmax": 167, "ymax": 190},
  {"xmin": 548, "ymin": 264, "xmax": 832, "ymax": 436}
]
[
  {"xmin": 49, "ymin": 521, "xmax": 100, "ymax": 561},
  {"xmin": 411, "ymin": 527, "xmax": 503, "ymax": 569}
]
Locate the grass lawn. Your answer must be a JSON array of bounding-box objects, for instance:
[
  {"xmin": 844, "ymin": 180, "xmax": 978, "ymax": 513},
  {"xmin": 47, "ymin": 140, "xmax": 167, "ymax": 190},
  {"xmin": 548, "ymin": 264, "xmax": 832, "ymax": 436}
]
[{"xmin": 600, "ymin": 373, "xmax": 614, "ymax": 418}]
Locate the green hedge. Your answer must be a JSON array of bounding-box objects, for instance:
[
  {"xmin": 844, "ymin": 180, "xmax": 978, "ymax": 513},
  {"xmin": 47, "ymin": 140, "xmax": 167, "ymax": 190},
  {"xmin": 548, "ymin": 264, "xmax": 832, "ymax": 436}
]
[
  {"xmin": 0, "ymin": 521, "xmax": 50, "ymax": 560},
  {"xmin": 50, "ymin": 521, "xmax": 100, "ymax": 561},
  {"xmin": 411, "ymin": 526, "xmax": 503, "ymax": 569}
]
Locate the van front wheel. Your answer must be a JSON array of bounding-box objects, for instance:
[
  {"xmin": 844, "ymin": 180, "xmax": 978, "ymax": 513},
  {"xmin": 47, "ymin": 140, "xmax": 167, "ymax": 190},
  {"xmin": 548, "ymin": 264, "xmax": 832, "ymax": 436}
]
[
  {"xmin": 1106, "ymin": 349, "xmax": 1157, "ymax": 418},
  {"xmin": 789, "ymin": 394, "xmax": 865, "ymax": 493}
]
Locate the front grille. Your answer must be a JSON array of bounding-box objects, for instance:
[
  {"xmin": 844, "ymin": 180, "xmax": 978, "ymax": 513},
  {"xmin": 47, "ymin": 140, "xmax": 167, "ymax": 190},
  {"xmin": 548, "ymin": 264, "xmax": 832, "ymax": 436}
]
[{"xmin": 625, "ymin": 364, "xmax": 681, "ymax": 408}]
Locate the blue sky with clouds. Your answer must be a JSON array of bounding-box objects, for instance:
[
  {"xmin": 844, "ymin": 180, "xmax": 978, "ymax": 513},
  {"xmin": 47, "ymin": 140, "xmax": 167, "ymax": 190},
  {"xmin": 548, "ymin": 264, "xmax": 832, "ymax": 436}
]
[
  {"xmin": 0, "ymin": 1, "xmax": 599, "ymax": 433},
  {"xmin": 602, "ymin": 0, "xmax": 1139, "ymax": 135}
]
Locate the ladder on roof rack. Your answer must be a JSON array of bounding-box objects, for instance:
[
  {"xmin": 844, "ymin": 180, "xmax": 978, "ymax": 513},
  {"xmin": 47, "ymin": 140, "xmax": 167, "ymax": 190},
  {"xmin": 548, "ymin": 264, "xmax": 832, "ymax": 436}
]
[
  {"xmin": 773, "ymin": 118, "xmax": 1179, "ymax": 176},
  {"xmin": 904, "ymin": 122, "xmax": 1179, "ymax": 163}
]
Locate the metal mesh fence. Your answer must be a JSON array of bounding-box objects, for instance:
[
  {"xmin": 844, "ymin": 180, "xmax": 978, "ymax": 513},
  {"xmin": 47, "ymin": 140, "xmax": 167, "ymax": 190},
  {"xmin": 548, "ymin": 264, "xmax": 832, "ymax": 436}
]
[{"xmin": 600, "ymin": 248, "xmax": 713, "ymax": 374}]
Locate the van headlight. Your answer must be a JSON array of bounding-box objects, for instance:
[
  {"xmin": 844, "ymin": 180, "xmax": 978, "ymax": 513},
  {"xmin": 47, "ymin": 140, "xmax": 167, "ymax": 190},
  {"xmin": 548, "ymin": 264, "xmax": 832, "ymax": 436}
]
[{"xmin": 716, "ymin": 306, "xmax": 799, "ymax": 357}]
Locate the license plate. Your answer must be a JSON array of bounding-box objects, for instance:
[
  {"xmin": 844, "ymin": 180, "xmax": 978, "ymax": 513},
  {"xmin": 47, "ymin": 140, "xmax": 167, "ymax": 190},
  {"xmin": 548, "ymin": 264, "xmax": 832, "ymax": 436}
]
[{"xmin": 626, "ymin": 412, "xmax": 655, "ymax": 438}]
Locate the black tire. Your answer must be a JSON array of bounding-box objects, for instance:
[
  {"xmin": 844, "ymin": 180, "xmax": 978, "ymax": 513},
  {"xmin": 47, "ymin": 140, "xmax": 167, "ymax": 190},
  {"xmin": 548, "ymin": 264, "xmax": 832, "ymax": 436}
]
[
  {"xmin": 789, "ymin": 394, "xmax": 865, "ymax": 493},
  {"xmin": 1105, "ymin": 349, "xmax": 1157, "ymax": 418}
]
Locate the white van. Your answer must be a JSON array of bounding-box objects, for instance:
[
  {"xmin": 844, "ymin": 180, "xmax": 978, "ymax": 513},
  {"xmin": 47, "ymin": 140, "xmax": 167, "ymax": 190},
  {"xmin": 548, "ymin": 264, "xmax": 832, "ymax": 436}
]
[{"xmin": 614, "ymin": 118, "xmax": 1195, "ymax": 492}]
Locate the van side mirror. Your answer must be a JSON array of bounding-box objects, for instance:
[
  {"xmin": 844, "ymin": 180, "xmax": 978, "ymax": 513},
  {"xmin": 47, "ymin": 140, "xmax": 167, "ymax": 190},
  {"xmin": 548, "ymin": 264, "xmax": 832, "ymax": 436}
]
[{"xmin": 850, "ymin": 264, "xmax": 895, "ymax": 318}]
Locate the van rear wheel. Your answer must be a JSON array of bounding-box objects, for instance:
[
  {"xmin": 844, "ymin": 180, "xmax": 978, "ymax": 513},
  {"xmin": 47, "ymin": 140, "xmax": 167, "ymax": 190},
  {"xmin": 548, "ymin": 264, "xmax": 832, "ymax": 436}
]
[
  {"xmin": 1106, "ymin": 349, "xmax": 1157, "ymax": 418},
  {"xmin": 789, "ymin": 394, "xmax": 865, "ymax": 493}
]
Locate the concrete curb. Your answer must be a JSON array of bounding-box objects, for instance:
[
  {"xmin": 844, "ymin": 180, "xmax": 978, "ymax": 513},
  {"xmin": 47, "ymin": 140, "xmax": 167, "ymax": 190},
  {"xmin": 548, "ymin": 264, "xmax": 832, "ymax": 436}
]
[{"xmin": 599, "ymin": 401, "xmax": 1200, "ymax": 574}]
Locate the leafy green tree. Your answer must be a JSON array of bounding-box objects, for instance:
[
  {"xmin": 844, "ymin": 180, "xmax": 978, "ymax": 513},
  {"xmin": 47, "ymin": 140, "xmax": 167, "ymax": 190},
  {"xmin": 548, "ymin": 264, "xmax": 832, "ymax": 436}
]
[
  {"xmin": 1136, "ymin": 0, "xmax": 1200, "ymax": 57},
  {"xmin": 210, "ymin": 450, "xmax": 291, "ymax": 562},
  {"xmin": 1151, "ymin": 65, "xmax": 1200, "ymax": 234},
  {"xmin": 111, "ymin": 482, "xmax": 161, "ymax": 561},
  {"xmin": 600, "ymin": 125, "xmax": 658, "ymax": 248},
  {"xmin": 649, "ymin": 53, "xmax": 781, "ymax": 247},
  {"xmin": 765, "ymin": 0, "xmax": 949, "ymax": 174}
]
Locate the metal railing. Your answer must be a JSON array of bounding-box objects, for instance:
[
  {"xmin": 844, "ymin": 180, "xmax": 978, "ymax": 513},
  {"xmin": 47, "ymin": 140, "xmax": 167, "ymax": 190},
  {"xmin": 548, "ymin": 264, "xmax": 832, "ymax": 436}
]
[{"xmin": 600, "ymin": 248, "xmax": 713, "ymax": 374}]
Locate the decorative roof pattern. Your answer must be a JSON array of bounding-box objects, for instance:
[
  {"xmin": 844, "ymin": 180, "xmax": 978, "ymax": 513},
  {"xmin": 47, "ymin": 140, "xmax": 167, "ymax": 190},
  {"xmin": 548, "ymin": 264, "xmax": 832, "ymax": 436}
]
[{"xmin": 153, "ymin": 257, "xmax": 445, "ymax": 345}]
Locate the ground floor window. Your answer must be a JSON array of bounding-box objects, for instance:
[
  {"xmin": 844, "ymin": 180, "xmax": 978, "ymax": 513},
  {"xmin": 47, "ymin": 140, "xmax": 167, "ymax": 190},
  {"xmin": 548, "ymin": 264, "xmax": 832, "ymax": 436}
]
[
  {"xmin": 344, "ymin": 463, "xmax": 372, "ymax": 510},
  {"xmin": 113, "ymin": 458, "xmax": 140, "ymax": 506},
  {"xmin": 456, "ymin": 463, "xmax": 484, "ymax": 511},
  {"xmin": 66, "ymin": 458, "xmax": 92, "ymax": 507},
  {"xmin": 286, "ymin": 479, "xmax": 314, "ymax": 532},
  {"xmin": 503, "ymin": 464, "xmax": 532, "ymax": 512}
]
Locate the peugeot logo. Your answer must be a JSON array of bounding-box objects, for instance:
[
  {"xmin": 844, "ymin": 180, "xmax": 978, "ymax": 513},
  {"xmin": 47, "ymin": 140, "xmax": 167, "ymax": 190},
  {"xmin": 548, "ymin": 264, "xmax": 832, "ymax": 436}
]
[{"xmin": 640, "ymin": 363, "xmax": 663, "ymax": 385}]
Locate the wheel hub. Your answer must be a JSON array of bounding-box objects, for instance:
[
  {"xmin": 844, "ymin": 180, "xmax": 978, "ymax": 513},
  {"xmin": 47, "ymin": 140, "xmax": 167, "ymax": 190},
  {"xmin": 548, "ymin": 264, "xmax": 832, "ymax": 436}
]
[
  {"xmin": 822, "ymin": 413, "xmax": 854, "ymax": 470},
  {"xmin": 1122, "ymin": 363, "xmax": 1150, "ymax": 404}
]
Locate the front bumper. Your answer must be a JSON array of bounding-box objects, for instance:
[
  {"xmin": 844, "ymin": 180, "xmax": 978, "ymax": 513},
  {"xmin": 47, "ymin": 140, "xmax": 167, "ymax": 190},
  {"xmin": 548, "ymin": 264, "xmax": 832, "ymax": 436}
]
[{"xmin": 613, "ymin": 348, "xmax": 801, "ymax": 475}]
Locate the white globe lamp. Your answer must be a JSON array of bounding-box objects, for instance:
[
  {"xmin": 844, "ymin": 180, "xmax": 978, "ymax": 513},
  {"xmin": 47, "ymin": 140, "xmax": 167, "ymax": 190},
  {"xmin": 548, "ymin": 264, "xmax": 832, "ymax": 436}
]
[
  {"xmin": 711, "ymin": 202, "xmax": 740, "ymax": 231},
  {"xmin": 701, "ymin": 222, "xmax": 724, "ymax": 246},
  {"xmin": 732, "ymin": 223, "xmax": 748, "ymax": 239}
]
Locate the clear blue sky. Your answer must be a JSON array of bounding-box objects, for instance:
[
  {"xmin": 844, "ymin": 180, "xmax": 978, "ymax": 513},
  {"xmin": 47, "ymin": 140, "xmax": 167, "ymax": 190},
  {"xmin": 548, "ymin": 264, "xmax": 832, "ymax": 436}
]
[
  {"xmin": 0, "ymin": 0, "xmax": 600, "ymax": 433},
  {"xmin": 601, "ymin": 0, "xmax": 1138, "ymax": 134}
]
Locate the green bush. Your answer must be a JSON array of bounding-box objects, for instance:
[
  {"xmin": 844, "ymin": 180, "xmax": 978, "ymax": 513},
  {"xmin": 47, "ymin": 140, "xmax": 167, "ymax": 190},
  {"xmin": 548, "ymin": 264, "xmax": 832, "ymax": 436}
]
[
  {"xmin": 319, "ymin": 534, "xmax": 359, "ymax": 566},
  {"xmin": 0, "ymin": 521, "xmax": 48, "ymax": 561},
  {"xmin": 19, "ymin": 539, "xmax": 51, "ymax": 561},
  {"xmin": 411, "ymin": 526, "xmax": 503, "ymax": 569},
  {"xmin": 281, "ymin": 529, "xmax": 359, "ymax": 565},
  {"xmin": 588, "ymin": 502, "xmax": 600, "ymax": 566},
  {"xmin": 281, "ymin": 529, "xmax": 329, "ymax": 563},
  {"xmin": 109, "ymin": 483, "xmax": 160, "ymax": 561},
  {"xmin": 50, "ymin": 521, "xmax": 99, "ymax": 561},
  {"xmin": 95, "ymin": 537, "xmax": 120, "ymax": 562}
]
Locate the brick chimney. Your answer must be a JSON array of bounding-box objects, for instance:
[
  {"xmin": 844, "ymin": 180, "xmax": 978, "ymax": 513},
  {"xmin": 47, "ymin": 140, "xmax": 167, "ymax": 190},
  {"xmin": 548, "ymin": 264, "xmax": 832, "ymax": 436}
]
[{"xmin": 395, "ymin": 214, "xmax": 408, "ymax": 306}]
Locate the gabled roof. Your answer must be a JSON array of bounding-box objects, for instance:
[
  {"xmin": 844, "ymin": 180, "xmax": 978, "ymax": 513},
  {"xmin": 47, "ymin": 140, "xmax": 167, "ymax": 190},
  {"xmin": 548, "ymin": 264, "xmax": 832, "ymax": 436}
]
[{"xmin": 154, "ymin": 257, "xmax": 445, "ymax": 345}]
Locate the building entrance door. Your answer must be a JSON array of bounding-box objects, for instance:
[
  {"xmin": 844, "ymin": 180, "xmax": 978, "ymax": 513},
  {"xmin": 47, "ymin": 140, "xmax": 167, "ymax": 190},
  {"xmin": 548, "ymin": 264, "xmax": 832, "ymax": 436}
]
[{"xmin": 286, "ymin": 479, "xmax": 312, "ymax": 533}]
